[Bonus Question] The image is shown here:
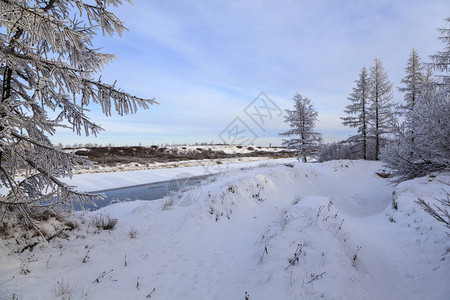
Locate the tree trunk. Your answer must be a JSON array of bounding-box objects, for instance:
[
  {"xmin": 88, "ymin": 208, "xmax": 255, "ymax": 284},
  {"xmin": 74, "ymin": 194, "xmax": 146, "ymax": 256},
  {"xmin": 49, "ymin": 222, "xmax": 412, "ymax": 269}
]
[{"xmin": 375, "ymin": 89, "xmax": 380, "ymax": 161}]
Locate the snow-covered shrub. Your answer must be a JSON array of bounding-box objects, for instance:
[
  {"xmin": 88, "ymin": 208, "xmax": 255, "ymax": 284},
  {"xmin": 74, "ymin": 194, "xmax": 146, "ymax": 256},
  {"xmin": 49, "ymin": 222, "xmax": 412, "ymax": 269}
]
[
  {"xmin": 91, "ymin": 214, "xmax": 118, "ymax": 231},
  {"xmin": 318, "ymin": 141, "xmax": 361, "ymax": 162},
  {"xmin": 54, "ymin": 278, "xmax": 75, "ymax": 299},
  {"xmin": 319, "ymin": 139, "xmax": 382, "ymax": 162},
  {"xmin": 129, "ymin": 227, "xmax": 138, "ymax": 239}
]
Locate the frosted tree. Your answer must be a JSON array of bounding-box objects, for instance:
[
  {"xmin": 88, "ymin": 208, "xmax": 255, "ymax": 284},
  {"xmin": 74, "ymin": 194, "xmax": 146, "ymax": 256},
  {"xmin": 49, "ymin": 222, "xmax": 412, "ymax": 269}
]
[
  {"xmin": 368, "ymin": 58, "xmax": 394, "ymax": 160},
  {"xmin": 396, "ymin": 50, "xmax": 427, "ymax": 150},
  {"xmin": 381, "ymin": 17, "xmax": 450, "ymax": 182},
  {"xmin": 419, "ymin": 65, "xmax": 436, "ymax": 100},
  {"xmin": 398, "ymin": 49, "xmax": 425, "ymax": 113},
  {"xmin": 431, "ymin": 17, "xmax": 450, "ymax": 77},
  {"xmin": 280, "ymin": 93, "xmax": 322, "ymax": 162},
  {"xmin": 381, "ymin": 88, "xmax": 449, "ymax": 182},
  {"xmin": 341, "ymin": 66, "xmax": 370, "ymax": 159},
  {"xmin": 0, "ymin": 1, "xmax": 155, "ymax": 225}
]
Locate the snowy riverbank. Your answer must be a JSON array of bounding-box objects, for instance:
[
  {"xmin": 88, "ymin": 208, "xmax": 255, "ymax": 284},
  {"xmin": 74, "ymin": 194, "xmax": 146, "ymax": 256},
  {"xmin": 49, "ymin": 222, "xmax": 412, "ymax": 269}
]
[{"xmin": 62, "ymin": 158, "xmax": 297, "ymax": 192}]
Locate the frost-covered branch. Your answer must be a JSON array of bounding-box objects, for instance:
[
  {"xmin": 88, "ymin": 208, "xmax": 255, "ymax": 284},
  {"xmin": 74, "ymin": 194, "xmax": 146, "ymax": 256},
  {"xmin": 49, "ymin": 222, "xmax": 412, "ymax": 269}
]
[
  {"xmin": 417, "ymin": 193, "xmax": 450, "ymax": 229},
  {"xmin": 0, "ymin": 0, "xmax": 155, "ymax": 226}
]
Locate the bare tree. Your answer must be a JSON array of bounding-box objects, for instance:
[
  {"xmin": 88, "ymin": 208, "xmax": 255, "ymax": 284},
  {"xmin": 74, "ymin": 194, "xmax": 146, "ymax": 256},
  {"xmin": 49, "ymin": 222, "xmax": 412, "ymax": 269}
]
[{"xmin": 0, "ymin": 0, "xmax": 155, "ymax": 225}]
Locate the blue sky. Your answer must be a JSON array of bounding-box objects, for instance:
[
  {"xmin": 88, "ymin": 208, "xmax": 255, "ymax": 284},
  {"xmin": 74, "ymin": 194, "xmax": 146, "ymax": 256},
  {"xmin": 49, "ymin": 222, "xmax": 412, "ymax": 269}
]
[{"xmin": 52, "ymin": 0, "xmax": 449, "ymax": 147}]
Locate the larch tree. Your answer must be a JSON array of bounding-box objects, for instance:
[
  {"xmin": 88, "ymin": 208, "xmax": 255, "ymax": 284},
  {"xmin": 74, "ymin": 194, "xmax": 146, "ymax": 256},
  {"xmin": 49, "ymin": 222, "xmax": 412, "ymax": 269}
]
[
  {"xmin": 279, "ymin": 93, "xmax": 322, "ymax": 162},
  {"xmin": 381, "ymin": 17, "xmax": 450, "ymax": 182},
  {"xmin": 398, "ymin": 49, "xmax": 425, "ymax": 114},
  {"xmin": 0, "ymin": 0, "xmax": 155, "ymax": 225},
  {"xmin": 368, "ymin": 58, "xmax": 394, "ymax": 161},
  {"xmin": 420, "ymin": 65, "xmax": 436, "ymax": 100},
  {"xmin": 431, "ymin": 17, "xmax": 450, "ymax": 77},
  {"xmin": 396, "ymin": 49, "xmax": 426, "ymax": 151},
  {"xmin": 341, "ymin": 66, "xmax": 370, "ymax": 160}
]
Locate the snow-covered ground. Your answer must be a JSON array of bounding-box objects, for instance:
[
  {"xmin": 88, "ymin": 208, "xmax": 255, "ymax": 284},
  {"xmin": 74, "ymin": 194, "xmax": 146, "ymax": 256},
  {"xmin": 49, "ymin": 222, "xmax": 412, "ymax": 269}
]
[{"xmin": 1, "ymin": 160, "xmax": 449, "ymax": 299}]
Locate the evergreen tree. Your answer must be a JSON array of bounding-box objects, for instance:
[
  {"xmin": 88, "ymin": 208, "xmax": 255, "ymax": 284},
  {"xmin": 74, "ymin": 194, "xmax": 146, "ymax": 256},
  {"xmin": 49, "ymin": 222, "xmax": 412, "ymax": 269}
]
[
  {"xmin": 368, "ymin": 58, "xmax": 394, "ymax": 160},
  {"xmin": 398, "ymin": 49, "xmax": 425, "ymax": 113},
  {"xmin": 280, "ymin": 93, "xmax": 322, "ymax": 162},
  {"xmin": 341, "ymin": 66, "xmax": 370, "ymax": 159},
  {"xmin": 0, "ymin": 1, "xmax": 155, "ymax": 224}
]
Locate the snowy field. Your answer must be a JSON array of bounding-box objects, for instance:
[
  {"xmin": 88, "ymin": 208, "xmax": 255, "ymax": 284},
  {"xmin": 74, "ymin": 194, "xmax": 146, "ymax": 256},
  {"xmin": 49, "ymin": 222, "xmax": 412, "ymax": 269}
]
[{"xmin": 1, "ymin": 160, "xmax": 449, "ymax": 299}]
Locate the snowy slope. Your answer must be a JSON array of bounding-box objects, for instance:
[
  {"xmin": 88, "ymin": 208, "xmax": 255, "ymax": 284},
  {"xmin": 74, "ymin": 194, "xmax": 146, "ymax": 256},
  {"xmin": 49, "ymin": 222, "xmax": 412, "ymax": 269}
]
[{"xmin": 0, "ymin": 160, "xmax": 448, "ymax": 299}]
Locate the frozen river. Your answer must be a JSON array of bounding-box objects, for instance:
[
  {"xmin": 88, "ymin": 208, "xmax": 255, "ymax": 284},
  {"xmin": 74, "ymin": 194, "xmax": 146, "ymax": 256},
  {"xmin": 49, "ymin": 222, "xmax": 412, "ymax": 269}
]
[{"xmin": 74, "ymin": 174, "xmax": 210, "ymax": 210}]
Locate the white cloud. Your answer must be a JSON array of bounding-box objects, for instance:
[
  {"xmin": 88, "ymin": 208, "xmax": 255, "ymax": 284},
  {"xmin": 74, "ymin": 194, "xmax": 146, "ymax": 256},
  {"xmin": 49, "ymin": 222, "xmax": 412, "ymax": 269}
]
[{"xmin": 55, "ymin": 0, "xmax": 450, "ymax": 146}]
